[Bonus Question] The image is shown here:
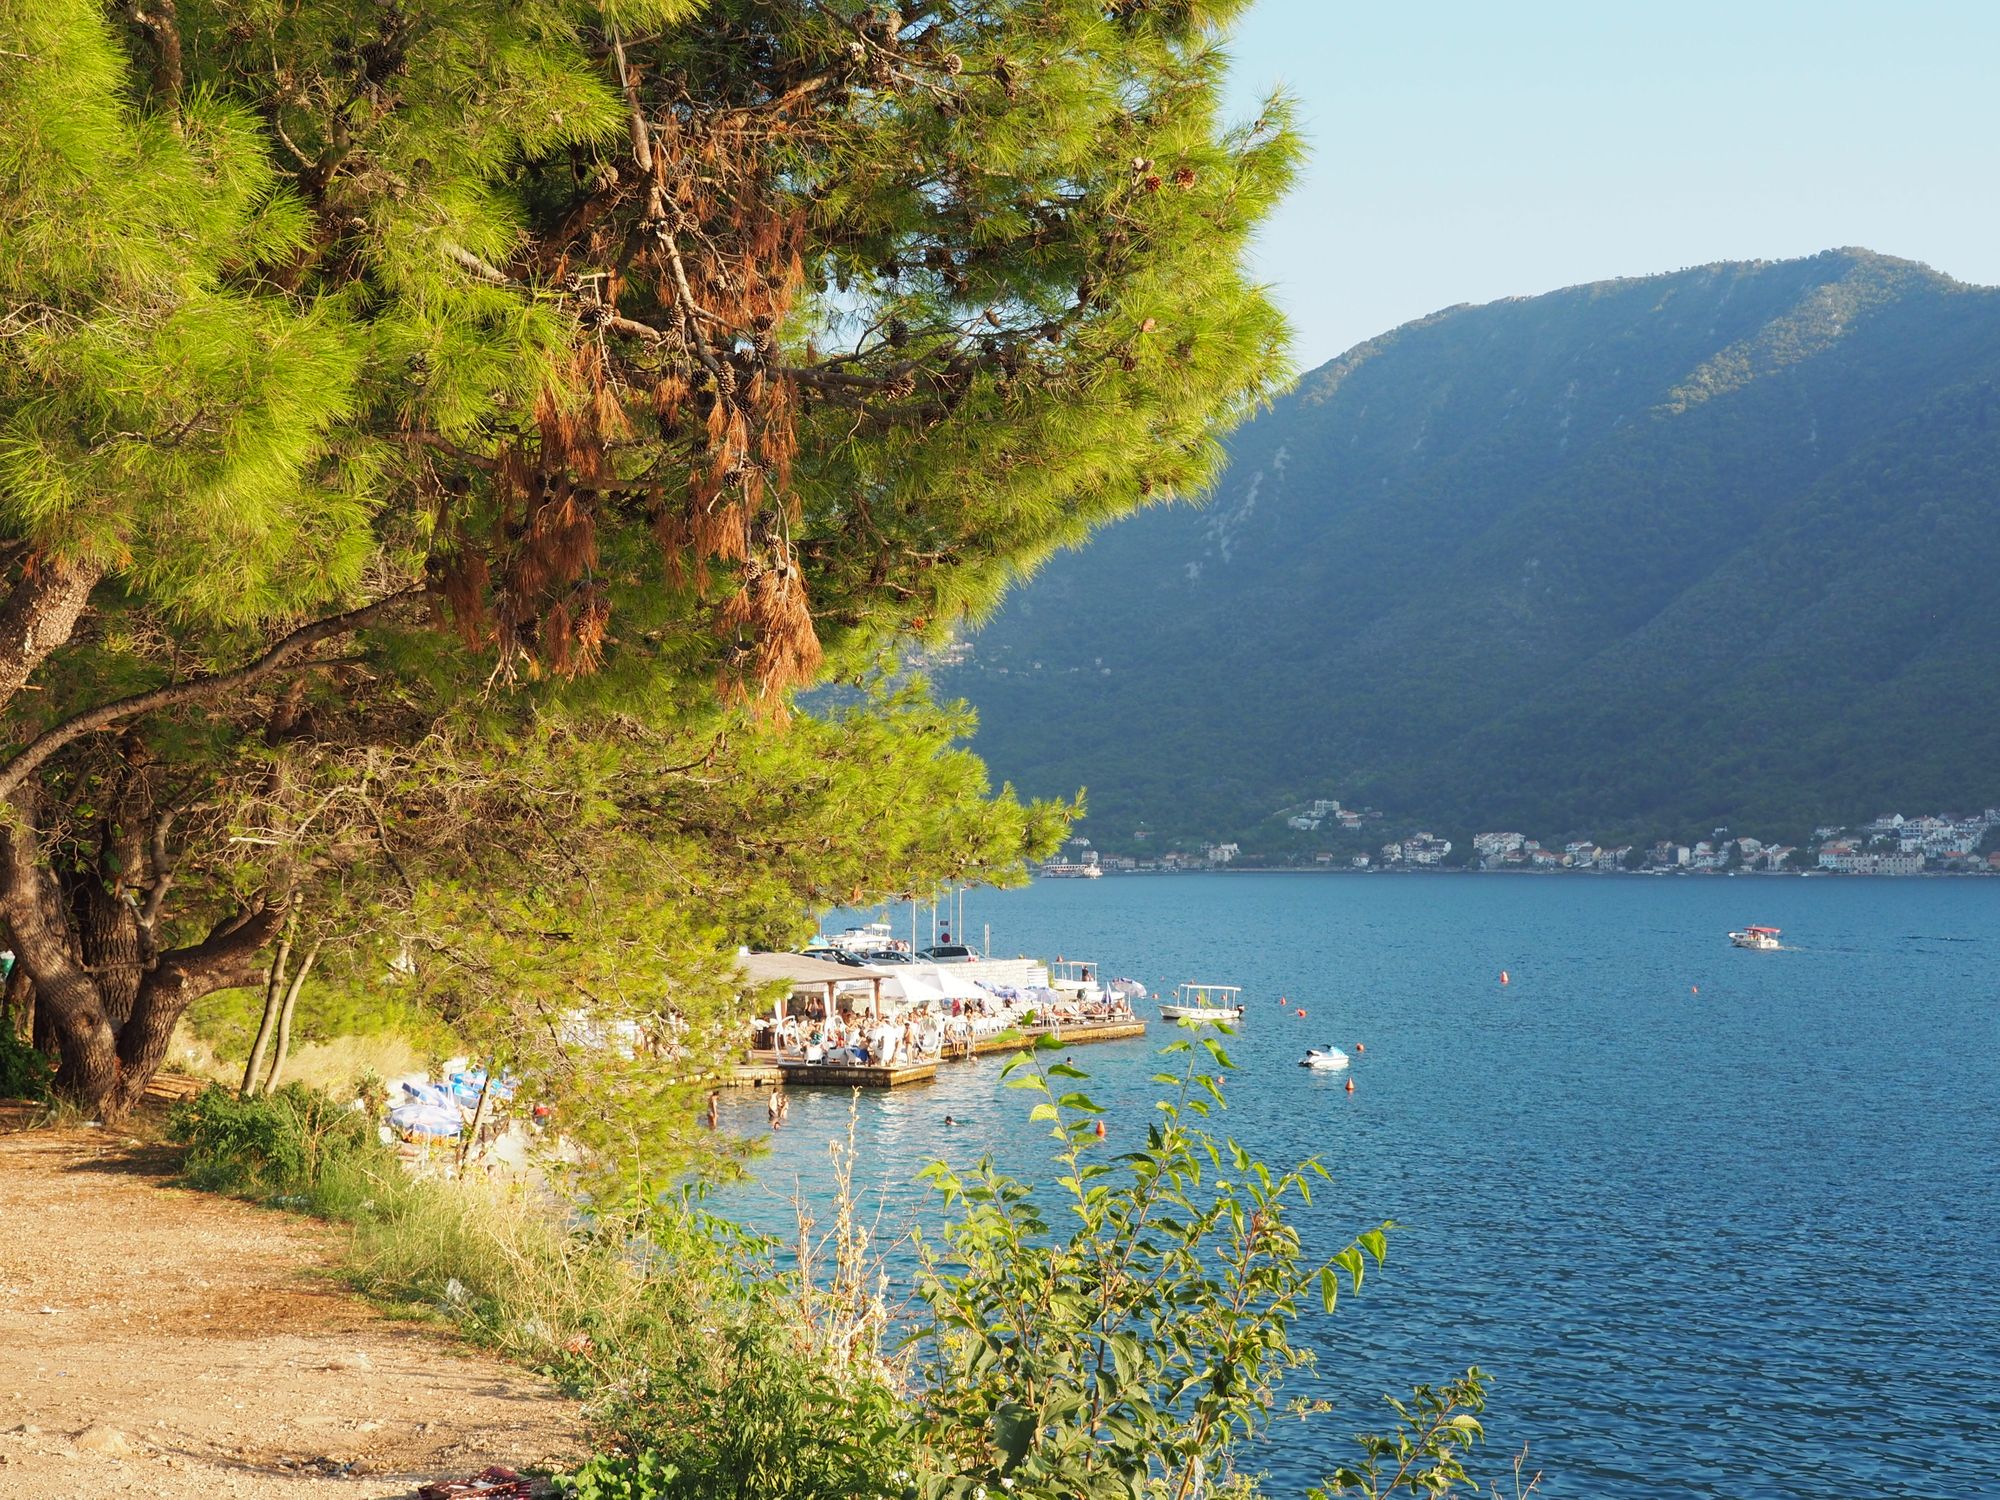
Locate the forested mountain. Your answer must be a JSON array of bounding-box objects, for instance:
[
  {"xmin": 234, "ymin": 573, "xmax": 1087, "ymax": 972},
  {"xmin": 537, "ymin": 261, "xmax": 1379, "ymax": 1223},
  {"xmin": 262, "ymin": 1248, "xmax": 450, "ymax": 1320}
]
[{"xmin": 938, "ymin": 250, "xmax": 2000, "ymax": 850}]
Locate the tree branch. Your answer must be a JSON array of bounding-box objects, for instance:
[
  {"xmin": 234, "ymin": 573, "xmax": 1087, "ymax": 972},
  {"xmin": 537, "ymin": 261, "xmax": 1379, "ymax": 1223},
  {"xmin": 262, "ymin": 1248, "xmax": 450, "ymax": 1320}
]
[
  {"xmin": 0, "ymin": 587, "xmax": 423, "ymax": 801},
  {"xmin": 127, "ymin": 1, "xmax": 183, "ymax": 107},
  {"xmin": 611, "ymin": 28, "xmax": 653, "ymax": 174},
  {"xmin": 0, "ymin": 557, "xmax": 103, "ymax": 715}
]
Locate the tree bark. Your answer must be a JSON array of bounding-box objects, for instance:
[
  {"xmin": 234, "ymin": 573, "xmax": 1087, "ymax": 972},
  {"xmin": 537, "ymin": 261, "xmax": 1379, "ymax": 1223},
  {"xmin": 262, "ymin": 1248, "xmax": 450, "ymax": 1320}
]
[
  {"xmin": 26, "ymin": 973, "xmax": 54, "ymax": 1056},
  {"xmin": 3, "ymin": 787, "xmax": 286, "ymax": 1120},
  {"xmin": 65, "ymin": 748, "xmax": 157, "ymax": 1029},
  {"xmin": 0, "ymin": 558, "xmax": 101, "ymax": 716},
  {"xmin": 2, "ymin": 808, "xmax": 120, "ymax": 1111},
  {"xmin": 67, "ymin": 872, "xmax": 144, "ymax": 1028},
  {"xmin": 127, "ymin": 1, "xmax": 184, "ymax": 107},
  {"xmin": 262, "ymin": 939, "xmax": 319, "ymax": 1094},
  {"xmin": 106, "ymin": 904, "xmax": 286, "ymax": 1120}
]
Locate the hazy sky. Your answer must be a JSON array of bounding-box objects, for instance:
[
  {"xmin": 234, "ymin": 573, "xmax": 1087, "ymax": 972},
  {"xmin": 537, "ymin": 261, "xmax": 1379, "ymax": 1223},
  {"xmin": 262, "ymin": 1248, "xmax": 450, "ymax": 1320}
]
[{"xmin": 1223, "ymin": 1, "xmax": 2000, "ymax": 368}]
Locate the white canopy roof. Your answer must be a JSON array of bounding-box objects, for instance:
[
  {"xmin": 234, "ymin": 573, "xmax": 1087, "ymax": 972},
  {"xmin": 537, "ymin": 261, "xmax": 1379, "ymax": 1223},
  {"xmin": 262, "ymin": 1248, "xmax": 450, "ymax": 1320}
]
[
  {"xmin": 876, "ymin": 971, "xmax": 948, "ymax": 1006},
  {"xmin": 903, "ymin": 963, "xmax": 989, "ymax": 1000}
]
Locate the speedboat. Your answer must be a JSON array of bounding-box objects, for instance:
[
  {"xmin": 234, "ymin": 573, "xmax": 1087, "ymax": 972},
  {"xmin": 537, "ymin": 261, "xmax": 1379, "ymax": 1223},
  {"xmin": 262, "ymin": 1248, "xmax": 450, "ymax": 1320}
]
[
  {"xmin": 1729, "ymin": 925, "xmax": 1782, "ymax": 950},
  {"xmin": 1300, "ymin": 1046, "xmax": 1350, "ymax": 1071},
  {"xmin": 1159, "ymin": 983, "xmax": 1245, "ymax": 1022}
]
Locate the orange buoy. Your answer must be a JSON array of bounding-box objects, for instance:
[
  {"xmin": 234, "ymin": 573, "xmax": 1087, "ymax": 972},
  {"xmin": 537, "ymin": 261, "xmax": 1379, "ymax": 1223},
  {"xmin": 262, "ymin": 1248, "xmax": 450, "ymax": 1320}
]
[
  {"xmin": 1355, "ymin": 1043, "xmax": 1365, "ymax": 1053},
  {"xmin": 1344, "ymin": 1077, "xmax": 1355, "ymax": 1093},
  {"xmin": 1500, "ymin": 970, "xmax": 1510, "ymax": 985},
  {"xmin": 1093, "ymin": 1119, "xmax": 1106, "ymax": 1138},
  {"xmin": 1295, "ymin": 1008, "xmax": 1306, "ymax": 1018},
  {"xmin": 1691, "ymin": 984, "xmax": 1699, "ymax": 995}
]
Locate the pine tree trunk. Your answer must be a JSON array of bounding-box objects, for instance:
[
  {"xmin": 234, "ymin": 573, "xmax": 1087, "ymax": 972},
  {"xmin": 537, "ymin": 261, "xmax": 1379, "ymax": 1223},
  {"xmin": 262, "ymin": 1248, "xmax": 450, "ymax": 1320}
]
[
  {"xmin": 240, "ymin": 906, "xmax": 296, "ymax": 1096},
  {"xmin": 3, "ymin": 799, "xmax": 117, "ymax": 1108},
  {"xmin": 27, "ymin": 973, "xmax": 54, "ymax": 1057},
  {"xmin": 43, "ymin": 969, "xmax": 120, "ymax": 1112},
  {"xmin": 6, "ymin": 787, "xmax": 288, "ymax": 1119},
  {"xmin": 106, "ymin": 969, "xmax": 190, "ymax": 1120},
  {"xmin": 104, "ymin": 910, "xmax": 285, "ymax": 1121},
  {"xmin": 72, "ymin": 877, "xmax": 143, "ymax": 1029},
  {"xmin": 262, "ymin": 939, "xmax": 319, "ymax": 1094}
]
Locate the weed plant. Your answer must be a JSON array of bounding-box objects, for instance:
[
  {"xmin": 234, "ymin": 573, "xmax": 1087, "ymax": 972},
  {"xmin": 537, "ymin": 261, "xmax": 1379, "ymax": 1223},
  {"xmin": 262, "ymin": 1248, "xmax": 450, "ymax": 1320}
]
[{"xmin": 167, "ymin": 1084, "xmax": 393, "ymax": 1216}]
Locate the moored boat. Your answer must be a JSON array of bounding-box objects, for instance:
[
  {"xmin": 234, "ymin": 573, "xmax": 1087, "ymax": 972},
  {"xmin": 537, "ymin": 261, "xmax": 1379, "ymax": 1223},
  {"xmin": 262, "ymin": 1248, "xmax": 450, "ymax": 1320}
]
[
  {"xmin": 1300, "ymin": 1046, "xmax": 1350, "ymax": 1071},
  {"xmin": 1159, "ymin": 982, "xmax": 1244, "ymax": 1022}
]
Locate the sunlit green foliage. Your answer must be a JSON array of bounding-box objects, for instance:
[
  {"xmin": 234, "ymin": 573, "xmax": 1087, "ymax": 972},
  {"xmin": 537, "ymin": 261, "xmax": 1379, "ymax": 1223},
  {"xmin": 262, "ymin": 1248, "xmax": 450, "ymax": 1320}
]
[
  {"xmin": 0, "ymin": 0, "xmax": 1297, "ymax": 1120},
  {"xmin": 907, "ymin": 1030, "xmax": 1387, "ymax": 1499}
]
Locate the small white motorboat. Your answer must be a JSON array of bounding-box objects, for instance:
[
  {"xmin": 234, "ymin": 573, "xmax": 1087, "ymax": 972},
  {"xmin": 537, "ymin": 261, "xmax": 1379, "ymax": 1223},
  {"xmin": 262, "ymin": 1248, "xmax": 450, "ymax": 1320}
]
[
  {"xmin": 1729, "ymin": 925, "xmax": 1782, "ymax": 950},
  {"xmin": 1300, "ymin": 1046, "xmax": 1350, "ymax": 1071},
  {"xmin": 1159, "ymin": 982, "xmax": 1245, "ymax": 1022}
]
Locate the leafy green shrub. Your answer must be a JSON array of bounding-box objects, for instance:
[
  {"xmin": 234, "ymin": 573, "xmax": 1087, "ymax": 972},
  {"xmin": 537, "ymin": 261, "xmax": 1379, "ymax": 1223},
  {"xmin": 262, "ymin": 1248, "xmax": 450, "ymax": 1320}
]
[
  {"xmin": 166, "ymin": 1083, "xmax": 398, "ymax": 1217},
  {"xmin": 0, "ymin": 1024, "xmax": 52, "ymax": 1102},
  {"xmin": 557, "ymin": 1452, "xmax": 682, "ymax": 1500},
  {"xmin": 904, "ymin": 1032, "xmax": 1391, "ymax": 1500},
  {"xmin": 1311, "ymin": 1371, "xmax": 1507, "ymax": 1498}
]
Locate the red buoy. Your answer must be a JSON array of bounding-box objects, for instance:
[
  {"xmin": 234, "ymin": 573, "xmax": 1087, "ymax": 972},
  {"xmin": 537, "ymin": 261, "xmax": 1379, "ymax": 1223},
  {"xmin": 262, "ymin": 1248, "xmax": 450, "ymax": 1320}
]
[
  {"xmin": 1344, "ymin": 1077, "xmax": 1355, "ymax": 1093},
  {"xmin": 1500, "ymin": 970, "xmax": 1510, "ymax": 985},
  {"xmin": 1295, "ymin": 1008, "xmax": 1306, "ymax": 1018},
  {"xmin": 1355, "ymin": 1043, "xmax": 1365, "ymax": 1053},
  {"xmin": 1691, "ymin": 984, "xmax": 1700, "ymax": 995},
  {"xmin": 1093, "ymin": 1119, "xmax": 1107, "ymax": 1138}
]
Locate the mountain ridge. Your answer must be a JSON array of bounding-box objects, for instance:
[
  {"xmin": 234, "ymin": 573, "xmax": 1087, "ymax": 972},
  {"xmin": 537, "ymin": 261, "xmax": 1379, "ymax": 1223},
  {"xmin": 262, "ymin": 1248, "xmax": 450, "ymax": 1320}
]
[{"xmin": 938, "ymin": 249, "xmax": 2000, "ymax": 850}]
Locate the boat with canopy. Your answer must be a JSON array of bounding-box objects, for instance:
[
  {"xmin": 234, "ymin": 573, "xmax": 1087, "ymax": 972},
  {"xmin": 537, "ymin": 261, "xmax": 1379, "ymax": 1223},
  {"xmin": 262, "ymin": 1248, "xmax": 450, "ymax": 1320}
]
[{"xmin": 1159, "ymin": 983, "xmax": 1244, "ymax": 1022}]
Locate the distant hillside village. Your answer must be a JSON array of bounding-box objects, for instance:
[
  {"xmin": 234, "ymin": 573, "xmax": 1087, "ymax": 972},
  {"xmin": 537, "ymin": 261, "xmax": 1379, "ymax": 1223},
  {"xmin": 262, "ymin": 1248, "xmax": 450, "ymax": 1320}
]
[{"xmin": 1041, "ymin": 804, "xmax": 2000, "ymax": 877}]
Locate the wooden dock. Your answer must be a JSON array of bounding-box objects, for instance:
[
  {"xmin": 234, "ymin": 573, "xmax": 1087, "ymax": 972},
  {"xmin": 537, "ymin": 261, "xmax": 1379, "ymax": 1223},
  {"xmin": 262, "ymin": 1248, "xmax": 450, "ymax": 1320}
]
[
  {"xmin": 732, "ymin": 1056, "xmax": 938, "ymax": 1089},
  {"xmin": 962, "ymin": 1017, "xmax": 1147, "ymax": 1057},
  {"xmin": 732, "ymin": 1016, "xmax": 1144, "ymax": 1088},
  {"xmin": 777, "ymin": 1059, "xmax": 938, "ymax": 1089}
]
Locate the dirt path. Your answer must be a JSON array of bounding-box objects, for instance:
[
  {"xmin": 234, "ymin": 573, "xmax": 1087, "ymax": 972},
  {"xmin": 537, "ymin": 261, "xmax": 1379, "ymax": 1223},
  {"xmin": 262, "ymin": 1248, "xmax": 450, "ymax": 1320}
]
[{"xmin": 0, "ymin": 1125, "xmax": 586, "ymax": 1499}]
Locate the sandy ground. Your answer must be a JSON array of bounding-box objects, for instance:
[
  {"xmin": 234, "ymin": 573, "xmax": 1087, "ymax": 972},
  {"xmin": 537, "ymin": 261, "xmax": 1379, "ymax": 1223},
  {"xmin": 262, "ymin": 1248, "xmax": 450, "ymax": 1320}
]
[{"xmin": 0, "ymin": 1124, "xmax": 586, "ymax": 1499}]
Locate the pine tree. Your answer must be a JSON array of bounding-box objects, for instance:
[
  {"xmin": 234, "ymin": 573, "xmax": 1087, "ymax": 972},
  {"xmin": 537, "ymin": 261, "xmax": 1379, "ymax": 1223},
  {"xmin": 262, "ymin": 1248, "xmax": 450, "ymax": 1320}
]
[{"xmin": 0, "ymin": 0, "xmax": 1297, "ymax": 1119}]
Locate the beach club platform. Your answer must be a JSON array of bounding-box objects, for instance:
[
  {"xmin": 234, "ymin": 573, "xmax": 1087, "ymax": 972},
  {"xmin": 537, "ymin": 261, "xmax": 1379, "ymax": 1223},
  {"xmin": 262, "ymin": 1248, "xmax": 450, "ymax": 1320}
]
[{"xmin": 732, "ymin": 1015, "xmax": 1147, "ymax": 1089}]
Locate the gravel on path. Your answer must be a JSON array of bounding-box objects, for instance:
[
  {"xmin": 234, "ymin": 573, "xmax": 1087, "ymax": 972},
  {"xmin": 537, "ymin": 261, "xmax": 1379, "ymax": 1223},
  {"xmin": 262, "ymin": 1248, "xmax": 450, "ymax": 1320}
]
[{"xmin": 0, "ymin": 1125, "xmax": 585, "ymax": 1499}]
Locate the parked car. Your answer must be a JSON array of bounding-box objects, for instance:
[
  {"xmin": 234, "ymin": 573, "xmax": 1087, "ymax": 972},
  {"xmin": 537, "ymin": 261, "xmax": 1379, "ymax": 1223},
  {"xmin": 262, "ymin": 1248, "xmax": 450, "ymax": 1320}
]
[{"xmin": 919, "ymin": 944, "xmax": 976, "ymax": 963}]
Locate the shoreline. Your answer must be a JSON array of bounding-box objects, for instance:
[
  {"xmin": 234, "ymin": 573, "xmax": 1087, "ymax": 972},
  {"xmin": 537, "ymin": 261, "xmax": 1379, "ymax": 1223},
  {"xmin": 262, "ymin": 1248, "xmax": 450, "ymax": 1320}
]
[{"xmin": 1049, "ymin": 866, "xmax": 1998, "ymax": 880}]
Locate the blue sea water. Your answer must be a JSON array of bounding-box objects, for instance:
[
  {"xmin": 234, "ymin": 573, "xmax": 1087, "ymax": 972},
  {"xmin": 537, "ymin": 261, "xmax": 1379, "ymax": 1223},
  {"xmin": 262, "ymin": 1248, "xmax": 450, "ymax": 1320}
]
[{"xmin": 718, "ymin": 873, "xmax": 2000, "ymax": 1498}]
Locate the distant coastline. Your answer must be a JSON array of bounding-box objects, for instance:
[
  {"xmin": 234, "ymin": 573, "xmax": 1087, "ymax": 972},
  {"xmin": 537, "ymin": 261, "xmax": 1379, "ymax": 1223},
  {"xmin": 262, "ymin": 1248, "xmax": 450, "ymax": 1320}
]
[
  {"xmin": 1041, "ymin": 806, "xmax": 2000, "ymax": 881},
  {"xmin": 1042, "ymin": 864, "xmax": 1998, "ymax": 879}
]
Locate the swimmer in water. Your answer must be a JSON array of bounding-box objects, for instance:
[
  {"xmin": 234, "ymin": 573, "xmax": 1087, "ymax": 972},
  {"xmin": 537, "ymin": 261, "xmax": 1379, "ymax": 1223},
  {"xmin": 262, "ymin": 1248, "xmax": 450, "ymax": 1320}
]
[{"xmin": 943, "ymin": 1114, "xmax": 957, "ymax": 1127}]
